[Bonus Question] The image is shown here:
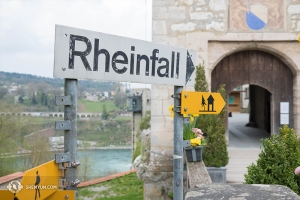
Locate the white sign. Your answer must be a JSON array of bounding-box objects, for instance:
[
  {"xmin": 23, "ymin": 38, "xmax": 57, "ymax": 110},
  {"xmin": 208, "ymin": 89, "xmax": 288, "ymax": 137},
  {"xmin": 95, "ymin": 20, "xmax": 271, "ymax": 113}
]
[
  {"xmin": 280, "ymin": 102, "xmax": 289, "ymax": 114},
  {"xmin": 54, "ymin": 25, "xmax": 196, "ymax": 86},
  {"xmin": 280, "ymin": 114, "xmax": 289, "ymax": 125}
]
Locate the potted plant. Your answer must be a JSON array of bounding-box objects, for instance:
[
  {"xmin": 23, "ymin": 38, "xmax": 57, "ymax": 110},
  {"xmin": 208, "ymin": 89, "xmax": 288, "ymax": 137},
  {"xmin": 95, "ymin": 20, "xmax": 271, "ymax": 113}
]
[
  {"xmin": 194, "ymin": 63, "xmax": 229, "ymax": 183},
  {"xmin": 183, "ymin": 115, "xmax": 206, "ymax": 162}
]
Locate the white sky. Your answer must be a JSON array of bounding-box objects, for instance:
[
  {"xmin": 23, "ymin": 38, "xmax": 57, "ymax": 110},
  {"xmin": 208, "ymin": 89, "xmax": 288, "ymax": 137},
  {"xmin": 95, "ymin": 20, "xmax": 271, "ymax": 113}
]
[{"xmin": 0, "ymin": 0, "xmax": 152, "ymax": 83}]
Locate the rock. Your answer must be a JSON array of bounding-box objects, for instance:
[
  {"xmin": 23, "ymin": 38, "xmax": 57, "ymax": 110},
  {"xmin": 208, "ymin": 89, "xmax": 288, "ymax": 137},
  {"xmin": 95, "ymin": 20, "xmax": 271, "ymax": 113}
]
[
  {"xmin": 132, "ymin": 155, "xmax": 141, "ymax": 168},
  {"xmin": 185, "ymin": 184, "xmax": 300, "ymax": 200}
]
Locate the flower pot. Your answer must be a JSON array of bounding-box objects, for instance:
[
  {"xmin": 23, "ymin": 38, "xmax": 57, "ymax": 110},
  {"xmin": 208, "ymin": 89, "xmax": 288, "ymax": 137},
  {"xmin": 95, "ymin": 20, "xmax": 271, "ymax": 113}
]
[
  {"xmin": 185, "ymin": 146, "xmax": 203, "ymax": 162},
  {"xmin": 206, "ymin": 167, "xmax": 227, "ymax": 183}
]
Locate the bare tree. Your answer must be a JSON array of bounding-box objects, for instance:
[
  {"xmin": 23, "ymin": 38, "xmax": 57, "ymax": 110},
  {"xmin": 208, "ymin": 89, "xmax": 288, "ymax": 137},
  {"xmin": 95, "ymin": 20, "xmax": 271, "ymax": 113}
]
[
  {"xmin": 0, "ymin": 101, "xmax": 29, "ymax": 175},
  {"xmin": 78, "ymin": 156, "xmax": 92, "ymax": 181},
  {"xmin": 21, "ymin": 134, "xmax": 52, "ymax": 170}
]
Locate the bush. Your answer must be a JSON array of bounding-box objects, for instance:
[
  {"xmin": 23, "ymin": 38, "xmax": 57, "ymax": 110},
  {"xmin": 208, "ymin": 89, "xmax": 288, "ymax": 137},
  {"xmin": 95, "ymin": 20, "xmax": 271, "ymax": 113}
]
[
  {"xmin": 139, "ymin": 111, "xmax": 150, "ymax": 130},
  {"xmin": 244, "ymin": 125, "xmax": 300, "ymax": 195},
  {"xmin": 132, "ymin": 111, "xmax": 151, "ymax": 162},
  {"xmin": 195, "ymin": 84, "xmax": 229, "ymax": 167}
]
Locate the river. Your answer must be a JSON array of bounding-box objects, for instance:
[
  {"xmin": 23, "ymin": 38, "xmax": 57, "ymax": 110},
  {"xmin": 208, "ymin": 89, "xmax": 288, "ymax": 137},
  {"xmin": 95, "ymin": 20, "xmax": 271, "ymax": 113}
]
[
  {"xmin": 3, "ymin": 149, "xmax": 133, "ymax": 181},
  {"xmin": 77, "ymin": 149, "xmax": 132, "ymax": 180}
]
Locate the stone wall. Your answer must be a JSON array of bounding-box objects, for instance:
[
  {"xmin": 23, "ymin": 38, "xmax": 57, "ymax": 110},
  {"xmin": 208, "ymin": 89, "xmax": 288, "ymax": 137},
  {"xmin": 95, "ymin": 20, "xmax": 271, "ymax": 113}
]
[{"xmin": 143, "ymin": 0, "xmax": 300, "ymax": 199}]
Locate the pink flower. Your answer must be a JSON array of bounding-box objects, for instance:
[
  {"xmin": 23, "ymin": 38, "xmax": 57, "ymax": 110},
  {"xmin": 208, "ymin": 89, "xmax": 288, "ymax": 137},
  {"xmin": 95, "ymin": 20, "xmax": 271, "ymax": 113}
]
[
  {"xmin": 294, "ymin": 166, "xmax": 300, "ymax": 175},
  {"xmin": 197, "ymin": 135, "xmax": 203, "ymax": 139},
  {"xmin": 192, "ymin": 128, "xmax": 203, "ymax": 135}
]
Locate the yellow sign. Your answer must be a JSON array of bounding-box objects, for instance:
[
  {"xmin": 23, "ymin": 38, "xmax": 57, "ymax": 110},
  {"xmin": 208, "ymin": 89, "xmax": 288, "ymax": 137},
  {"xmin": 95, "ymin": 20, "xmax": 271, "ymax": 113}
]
[
  {"xmin": 181, "ymin": 91, "xmax": 226, "ymax": 114},
  {"xmin": 15, "ymin": 160, "xmax": 62, "ymax": 200},
  {"xmin": 298, "ymin": 33, "xmax": 300, "ymax": 42},
  {"xmin": 0, "ymin": 189, "xmax": 15, "ymax": 199},
  {"xmin": 45, "ymin": 190, "xmax": 76, "ymax": 200}
]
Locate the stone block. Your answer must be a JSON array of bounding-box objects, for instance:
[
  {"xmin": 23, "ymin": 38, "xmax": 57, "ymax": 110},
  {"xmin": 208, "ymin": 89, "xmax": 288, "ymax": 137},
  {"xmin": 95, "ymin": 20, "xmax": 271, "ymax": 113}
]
[
  {"xmin": 151, "ymin": 130, "xmax": 173, "ymax": 147},
  {"xmin": 162, "ymin": 99, "xmax": 173, "ymax": 116},
  {"xmin": 183, "ymin": 0, "xmax": 194, "ymax": 6},
  {"xmin": 151, "ymin": 84, "xmax": 170, "ymax": 100},
  {"xmin": 288, "ymin": 4, "xmax": 300, "ymax": 14},
  {"xmin": 151, "ymin": 116, "xmax": 167, "ymax": 131},
  {"xmin": 177, "ymin": 35, "xmax": 186, "ymax": 48},
  {"xmin": 153, "ymin": 20, "xmax": 167, "ymax": 35},
  {"xmin": 153, "ymin": 6, "xmax": 186, "ymax": 20},
  {"xmin": 185, "ymin": 184, "xmax": 300, "ymax": 200},
  {"xmin": 143, "ymin": 173, "xmax": 173, "ymax": 200},
  {"xmin": 189, "ymin": 12, "xmax": 213, "ymax": 20},
  {"xmin": 152, "ymin": 99, "xmax": 163, "ymax": 115},
  {"xmin": 196, "ymin": 0, "xmax": 206, "ymax": 6},
  {"xmin": 164, "ymin": 116, "xmax": 174, "ymax": 130},
  {"xmin": 208, "ymin": 0, "xmax": 226, "ymax": 11},
  {"xmin": 206, "ymin": 21, "xmax": 225, "ymax": 31},
  {"xmin": 171, "ymin": 22, "xmax": 197, "ymax": 32},
  {"xmin": 152, "ymin": 35, "xmax": 178, "ymax": 46},
  {"xmin": 152, "ymin": 0, "xmax": 169, "ymax": 7}
]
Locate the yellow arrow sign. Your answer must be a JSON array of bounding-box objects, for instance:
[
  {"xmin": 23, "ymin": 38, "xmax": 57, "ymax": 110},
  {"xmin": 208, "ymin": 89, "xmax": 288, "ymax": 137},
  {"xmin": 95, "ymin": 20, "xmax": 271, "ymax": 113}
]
[
  {"xmin": 181, "ymin": 91, "xmax": 226, "ymax": 115},
  {"xmin": 15, "ymin": 160, "xmax": 62, "ymax": 200}
]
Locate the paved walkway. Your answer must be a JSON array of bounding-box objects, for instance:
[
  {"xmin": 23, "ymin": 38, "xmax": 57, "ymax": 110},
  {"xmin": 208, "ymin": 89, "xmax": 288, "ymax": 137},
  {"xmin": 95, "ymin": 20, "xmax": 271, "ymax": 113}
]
[{"xmin": 226, "ymin": 113, "xmax": 270, "ymax": 184}]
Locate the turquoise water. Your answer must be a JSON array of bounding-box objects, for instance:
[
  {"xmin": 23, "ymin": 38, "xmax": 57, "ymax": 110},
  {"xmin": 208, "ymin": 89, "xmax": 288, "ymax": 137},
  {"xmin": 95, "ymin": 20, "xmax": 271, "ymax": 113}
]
[
  {"xmin": 3, "ymin": 149, "xmax": 132, "ymax": 181},
  {"xmin": 77, "ymin": 149, "xmax": 132, "ymax": 179}
]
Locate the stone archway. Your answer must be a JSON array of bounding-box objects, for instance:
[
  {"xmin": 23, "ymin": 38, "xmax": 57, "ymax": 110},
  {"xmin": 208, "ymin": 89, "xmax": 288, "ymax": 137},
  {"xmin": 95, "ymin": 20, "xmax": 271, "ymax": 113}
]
[{"xmin": 211, "ymin": 50, "xmax": 294, "ymax": 134}]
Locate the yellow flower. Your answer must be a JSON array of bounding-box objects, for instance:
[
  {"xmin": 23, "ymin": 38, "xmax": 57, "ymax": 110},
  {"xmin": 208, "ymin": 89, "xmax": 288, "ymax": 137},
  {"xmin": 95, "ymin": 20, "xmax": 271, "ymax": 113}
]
[
  {"xmin": 190, "ymin": 138, "xmax": 201, "ymax": 147},
  {"xmin": 169, "ymin": 105, "xmax": 174, "ymax": 118},
  {"xmin": 190, "ymin": 116, "xmax": 194, "ymax": 123}
]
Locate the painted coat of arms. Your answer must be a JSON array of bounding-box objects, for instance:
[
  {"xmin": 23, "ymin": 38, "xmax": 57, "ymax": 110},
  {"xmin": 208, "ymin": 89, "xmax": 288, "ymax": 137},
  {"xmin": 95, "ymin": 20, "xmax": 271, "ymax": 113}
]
[{"xmin": 230, "ymin": 0, "xmax": 284, "ymax": 31}]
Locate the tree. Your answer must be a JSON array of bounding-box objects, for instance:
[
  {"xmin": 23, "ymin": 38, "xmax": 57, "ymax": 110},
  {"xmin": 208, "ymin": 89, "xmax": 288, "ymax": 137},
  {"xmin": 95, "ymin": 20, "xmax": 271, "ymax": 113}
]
[
  {"xmin": 31, "ymin": 92, "xmax": 38, "ymax": 105},
  {"xmin": 113, "ymin": 90, "xmax": 127, "ymax": 109},
  {"xmin": 194, "ymin": 62, "xmax": 228, "ymax": 167},
  {"xmin": 0, "ymin": 101, "xmax": 30, "ymax": 176},
  {"xmin": 18, "ymin": 96, "xmax": 24, "ymax": 104},
  {"xmin": 200, "ymin": 84, "xmax": 229, "ymax": 167},
  {"xmin": 21, "ymin": 134, "xmax": 52, "ymax": 170},
  {"xmin": 16, "ymin": 86, "xmax": 25, "ymax": 96},
  {"xmin": 102, "ymin": 103, "xmax": 109, "ymax": 120},
  {"xmin": 194, "ymin": 62, "xmax": 208, "ymax": 92},
  {"xmin": 0, "ymin": 87, "xmax": 8, "ymax": 99},
  {"xmin": 78, "ymin": 156, "xmax": 92, "ymax": 181}
]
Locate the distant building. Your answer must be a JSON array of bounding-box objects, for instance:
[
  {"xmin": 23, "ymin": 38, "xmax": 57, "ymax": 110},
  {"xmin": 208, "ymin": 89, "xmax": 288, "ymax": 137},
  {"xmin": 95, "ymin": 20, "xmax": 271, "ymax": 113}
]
[{"xmin": 49, "ymin": 136, "xmax": 83, "ymax": 148}]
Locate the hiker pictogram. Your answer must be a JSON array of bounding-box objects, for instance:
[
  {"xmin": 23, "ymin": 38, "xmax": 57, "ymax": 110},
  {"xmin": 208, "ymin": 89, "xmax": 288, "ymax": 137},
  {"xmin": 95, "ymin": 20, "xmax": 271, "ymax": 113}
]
[
  {"xmin": 35, "ymin": 171, "xmax": 40, "ymax": 200},
  {"xmin": 199, "ymin": 95, "xmax": 216, "ymax": 112}
]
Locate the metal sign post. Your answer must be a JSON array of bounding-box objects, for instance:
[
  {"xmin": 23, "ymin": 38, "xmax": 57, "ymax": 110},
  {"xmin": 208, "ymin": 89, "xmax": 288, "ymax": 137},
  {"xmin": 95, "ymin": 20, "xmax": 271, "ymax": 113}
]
[
  {"xmin": 64, "ymin": 79, "xmax": 79, "ymax": 190},
  {"xmin": 55, "ymin": 79, "xmax": 80, "ymax": 197},
  {"xmin": 173, "ymin": 86, "xmax": 183, "ymax": 200}
]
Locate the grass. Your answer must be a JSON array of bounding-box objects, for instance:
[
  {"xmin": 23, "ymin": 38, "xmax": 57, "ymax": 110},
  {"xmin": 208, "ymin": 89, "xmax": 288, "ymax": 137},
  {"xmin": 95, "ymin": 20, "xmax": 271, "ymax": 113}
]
[
  {"xmin": 78, "ymin": 99, "xmax": 118, "ymax": 113},
  {"xmin": 78, "ymin": 172, "xmax": 143, "ymax": 200},
  {"xmin": 115, "ymin": 116, "xmax": 131, "ymax": 121}
]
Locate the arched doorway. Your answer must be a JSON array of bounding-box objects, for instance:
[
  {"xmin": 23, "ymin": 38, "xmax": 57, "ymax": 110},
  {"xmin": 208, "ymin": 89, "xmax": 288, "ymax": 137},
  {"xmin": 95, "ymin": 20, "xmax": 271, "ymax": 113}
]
[{"xmin": 211, "ymin": 50, "xmax": 294, "ymax": 134}]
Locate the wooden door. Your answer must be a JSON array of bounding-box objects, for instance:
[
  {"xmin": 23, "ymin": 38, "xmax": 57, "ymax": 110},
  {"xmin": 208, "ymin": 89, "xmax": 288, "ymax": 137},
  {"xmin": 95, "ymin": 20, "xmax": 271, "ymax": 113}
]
[{"xmin": 211, "ymin": 50, "xmax": 294, "ymax": 133}]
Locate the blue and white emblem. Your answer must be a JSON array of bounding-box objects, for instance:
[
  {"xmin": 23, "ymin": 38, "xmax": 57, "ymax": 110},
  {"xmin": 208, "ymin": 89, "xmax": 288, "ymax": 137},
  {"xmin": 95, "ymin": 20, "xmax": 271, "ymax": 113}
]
[{"xmin": 246, "ymin": 2, "xmax": 268, "ymax": 30}]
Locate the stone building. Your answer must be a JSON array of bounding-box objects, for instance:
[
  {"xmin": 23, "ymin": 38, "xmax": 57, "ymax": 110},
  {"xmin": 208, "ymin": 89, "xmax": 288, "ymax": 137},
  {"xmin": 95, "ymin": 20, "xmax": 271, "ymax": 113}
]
[{"xmin": 141, "ymin": 0, "xmax": 300, "ymax": 199}]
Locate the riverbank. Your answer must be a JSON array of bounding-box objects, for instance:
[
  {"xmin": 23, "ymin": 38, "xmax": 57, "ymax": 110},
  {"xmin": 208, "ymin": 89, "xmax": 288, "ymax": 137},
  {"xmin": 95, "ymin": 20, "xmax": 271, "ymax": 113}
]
[{"xmin": 0, "ymin": 146, "xmax": 132, "ymax": 158}]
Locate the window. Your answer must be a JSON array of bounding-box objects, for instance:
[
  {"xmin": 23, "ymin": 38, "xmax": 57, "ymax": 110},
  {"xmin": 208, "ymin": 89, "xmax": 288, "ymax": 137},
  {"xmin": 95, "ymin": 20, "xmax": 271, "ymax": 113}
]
[{"xmin": 228, "ymin": 96, "xmax": 234, "ymax": 104}]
